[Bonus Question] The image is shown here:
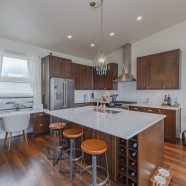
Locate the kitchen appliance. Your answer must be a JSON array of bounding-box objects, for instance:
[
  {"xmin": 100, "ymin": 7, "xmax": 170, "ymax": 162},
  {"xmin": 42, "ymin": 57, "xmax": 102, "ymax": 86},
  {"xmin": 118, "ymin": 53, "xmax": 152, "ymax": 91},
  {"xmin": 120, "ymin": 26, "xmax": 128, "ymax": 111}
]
[
  {"xmin": 50, "ymin": 78, "xmax": 74, "ymax": 110},
  {"xmin": 114, "ymin": 43, "xmax": 136, "ymax": 82},
  {"xmin": 109, "ymin": 101, "xmax": 137, "ymax": 110},
  {"xmin": 42, "ymin": 77, "xmax": 74, "ymax": 110}
]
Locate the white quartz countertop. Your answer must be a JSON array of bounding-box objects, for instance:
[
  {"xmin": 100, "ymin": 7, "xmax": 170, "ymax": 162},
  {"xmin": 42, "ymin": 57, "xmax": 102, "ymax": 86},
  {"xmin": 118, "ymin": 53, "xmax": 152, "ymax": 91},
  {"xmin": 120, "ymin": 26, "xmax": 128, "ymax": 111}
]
[
  {"xmin": 131, "ymin": 103, "xmax": 181, "ymax": 111},
  {"xmin": 46, "ymin": 106, "xmax": 165, "ymax": 140}
]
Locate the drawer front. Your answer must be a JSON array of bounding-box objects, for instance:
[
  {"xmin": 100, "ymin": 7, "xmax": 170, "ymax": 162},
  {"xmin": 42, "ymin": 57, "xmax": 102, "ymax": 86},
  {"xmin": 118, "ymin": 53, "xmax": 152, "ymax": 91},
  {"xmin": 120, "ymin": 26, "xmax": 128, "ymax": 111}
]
[
  {"xmin": 129, "ymin": 106, "xmax": 144, "ymax": 112},
  {"xmin": 33, "ymin": 115, "xmax": 50, "ymax": 135},
  {"xmin": 32, "ymin": 112, "xmax": 48, "ymax": 118}
]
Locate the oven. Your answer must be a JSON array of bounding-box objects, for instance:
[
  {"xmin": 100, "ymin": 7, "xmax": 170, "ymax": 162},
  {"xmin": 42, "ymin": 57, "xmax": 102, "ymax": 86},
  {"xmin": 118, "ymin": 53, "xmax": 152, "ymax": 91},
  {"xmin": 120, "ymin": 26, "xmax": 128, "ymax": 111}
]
[{"xmin": 109, "ymin": 101, "xmax": 137, "ymax": 110}]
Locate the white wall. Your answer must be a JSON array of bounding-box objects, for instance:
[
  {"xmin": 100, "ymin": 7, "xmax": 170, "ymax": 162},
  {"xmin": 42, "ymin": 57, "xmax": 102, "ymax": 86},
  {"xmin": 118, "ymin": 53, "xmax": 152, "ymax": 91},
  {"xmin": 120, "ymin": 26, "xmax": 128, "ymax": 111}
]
[
  {"xmin": 0, "ymin": 37, "xmax": 93, "ymax": 66},
  {"xmin": 109, "ymin": 20, "xmax": 186, "ymax": 135}
]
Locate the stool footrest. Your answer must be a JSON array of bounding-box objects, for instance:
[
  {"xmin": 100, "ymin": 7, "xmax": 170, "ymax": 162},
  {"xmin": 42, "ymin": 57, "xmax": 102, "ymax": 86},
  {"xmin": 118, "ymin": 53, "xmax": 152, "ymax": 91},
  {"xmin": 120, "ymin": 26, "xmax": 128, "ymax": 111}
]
[
  {"xmin": 63, "ymin": 148, "xmax": 83, "ymax": 162},
  {"xmin": 80, "ymin": 165, "xmax": 109, "ymax": 186}
]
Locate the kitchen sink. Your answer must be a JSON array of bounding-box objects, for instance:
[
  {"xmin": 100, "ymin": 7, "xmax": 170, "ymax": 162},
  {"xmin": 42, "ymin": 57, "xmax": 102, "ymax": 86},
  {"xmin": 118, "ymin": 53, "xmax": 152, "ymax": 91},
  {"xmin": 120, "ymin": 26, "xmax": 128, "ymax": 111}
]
[
  {"xmin": 105, "ymin": 109, "xmax": 122, "ymax": 114},
  {"xmin": 93, "ymin": 107, "xmax": 122, "ymax": 114}
]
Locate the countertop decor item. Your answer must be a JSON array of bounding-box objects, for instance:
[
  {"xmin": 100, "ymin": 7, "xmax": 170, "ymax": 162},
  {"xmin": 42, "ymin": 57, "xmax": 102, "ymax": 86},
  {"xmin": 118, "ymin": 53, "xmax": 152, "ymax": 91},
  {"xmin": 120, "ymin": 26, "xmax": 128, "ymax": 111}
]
[{"xmin": 90, "ymin": 0, "xmax": 109, "ymax": 75}]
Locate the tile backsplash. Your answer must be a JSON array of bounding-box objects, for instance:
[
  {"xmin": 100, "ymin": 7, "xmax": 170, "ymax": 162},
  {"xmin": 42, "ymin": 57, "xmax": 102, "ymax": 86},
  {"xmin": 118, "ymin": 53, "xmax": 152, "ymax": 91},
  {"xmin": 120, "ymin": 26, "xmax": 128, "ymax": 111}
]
[
  {"xmin": 0, "ymin": 97, "xmax": 33, "ymax": 110},
  {"xmin": 117, "ymin": 82, "xmax": 182, "ymax": 104}
]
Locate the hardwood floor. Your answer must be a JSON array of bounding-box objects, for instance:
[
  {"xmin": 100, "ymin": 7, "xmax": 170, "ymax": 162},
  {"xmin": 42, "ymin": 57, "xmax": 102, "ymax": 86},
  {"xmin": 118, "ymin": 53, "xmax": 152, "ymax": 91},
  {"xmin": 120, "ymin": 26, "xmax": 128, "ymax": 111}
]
[
  {"xmin": 0, "ymin": 135, "xmax": 186, "ymax": 186},
  {"xmin": 164, "ymin": 140, "xmax": 186, "ymax": 186}
]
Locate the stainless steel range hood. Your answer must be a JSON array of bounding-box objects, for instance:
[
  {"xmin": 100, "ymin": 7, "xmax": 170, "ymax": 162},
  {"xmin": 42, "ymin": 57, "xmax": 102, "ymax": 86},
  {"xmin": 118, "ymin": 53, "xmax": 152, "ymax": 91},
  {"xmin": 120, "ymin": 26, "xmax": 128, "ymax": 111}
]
[{"xmin": 114, "ymin": 43, "xmax": 136, "ymax": 82}]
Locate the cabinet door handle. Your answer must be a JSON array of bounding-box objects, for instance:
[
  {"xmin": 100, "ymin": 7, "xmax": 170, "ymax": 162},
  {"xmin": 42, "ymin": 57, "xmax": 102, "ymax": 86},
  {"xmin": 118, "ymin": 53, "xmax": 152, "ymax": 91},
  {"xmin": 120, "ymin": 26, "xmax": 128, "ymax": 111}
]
[
  {"xmin": 39, "ymin": 124, "xmax": 44, "ymax": 127},
  {"xmin": 134, "ymin": 108, "xmax": 138, "ymax": 110},
  {"xmin": 148, "ymin": 109, "xmax": 153, "ymax": 112},
  {"xmin": 39, "ymin": 114, "xmax": 43, "ymax": 116},
  {"xmin": 163, "ymin": 86, "xmax": 165, "ymax": 89}
]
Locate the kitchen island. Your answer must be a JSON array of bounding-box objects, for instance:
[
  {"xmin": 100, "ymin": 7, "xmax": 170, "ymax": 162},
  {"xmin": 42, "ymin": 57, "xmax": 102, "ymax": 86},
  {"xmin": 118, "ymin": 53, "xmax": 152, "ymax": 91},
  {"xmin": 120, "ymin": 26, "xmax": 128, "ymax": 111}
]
[{"xmin": 46, "ymin": 106, "xmax": 165, "ymax": 186}]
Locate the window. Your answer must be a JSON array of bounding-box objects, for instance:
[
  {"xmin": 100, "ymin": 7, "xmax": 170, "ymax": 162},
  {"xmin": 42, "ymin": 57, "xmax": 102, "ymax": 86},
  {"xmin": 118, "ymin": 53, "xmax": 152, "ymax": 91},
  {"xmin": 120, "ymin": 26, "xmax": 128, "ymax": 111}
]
[
  {"xmin": 0, "ymin": 50, "xmax": 33, "ymax": 97},
  {"xmin": 1, "ymin": 50, "xmax": 29, "ymax": 82}
]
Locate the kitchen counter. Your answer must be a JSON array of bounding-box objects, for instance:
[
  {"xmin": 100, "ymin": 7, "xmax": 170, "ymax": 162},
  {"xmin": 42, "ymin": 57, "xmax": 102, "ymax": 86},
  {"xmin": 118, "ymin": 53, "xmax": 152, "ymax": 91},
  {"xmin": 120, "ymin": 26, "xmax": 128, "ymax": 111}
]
[
  {"xmin": 132, "ymin": 103, "xmax": 181, "ymax": 110},
  {"xmin": 46, "ymin": 106, "xmax": 165, "ymax": 139}
]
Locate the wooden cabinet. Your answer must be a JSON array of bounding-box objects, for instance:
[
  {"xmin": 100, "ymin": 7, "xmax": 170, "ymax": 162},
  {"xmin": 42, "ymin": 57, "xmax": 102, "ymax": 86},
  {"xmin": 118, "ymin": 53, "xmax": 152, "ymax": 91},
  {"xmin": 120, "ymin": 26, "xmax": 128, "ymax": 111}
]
[
  {"xmin": 137, "ymin": 49, "xmax": 180, "ymax": 90},
  {"xmin": 129, "ymin": 106, "xmax": 181, "ymax": 144},
  {"xmin": 162, "ymin": 49, "xmax": 180, "ymax": 89},
  {"xmin": 93, "ymin": 63, "xmax": 118, "ymax": 90},
  {"xmin": 93, "ymin": 69, "xmax": 107, "ymax": 90},
  {"xmin": 137, "ymin": 56, "xmax": 149, "ymax": 90},
  {"xmin": 43, "ymin": 55, "xmax": 72, "ymax": 78},
  {"xmin": 148, "ymin": 53, "xmax": 163, "ymax": 89},
  {"xmin": 71, "ymin": 63, "xmax": 93, "ymax": 90},
  {"xmin": 32, "ymin": 112, "xmax": 50, "ymax": 137}
]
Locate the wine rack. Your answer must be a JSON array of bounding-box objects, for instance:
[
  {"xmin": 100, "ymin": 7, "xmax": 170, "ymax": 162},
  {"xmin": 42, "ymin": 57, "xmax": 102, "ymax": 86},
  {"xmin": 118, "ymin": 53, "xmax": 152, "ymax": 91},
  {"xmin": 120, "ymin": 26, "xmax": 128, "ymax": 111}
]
[{"xmin": 117, "ymin": 135, "xmax": 138, "ymax": 186}]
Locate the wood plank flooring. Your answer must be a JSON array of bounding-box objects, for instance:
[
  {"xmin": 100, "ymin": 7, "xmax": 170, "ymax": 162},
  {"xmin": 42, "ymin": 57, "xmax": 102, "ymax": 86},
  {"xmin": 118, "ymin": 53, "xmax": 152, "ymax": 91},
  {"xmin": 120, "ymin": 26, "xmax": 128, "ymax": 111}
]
[{"xmin": 0, "ymin": 135, "xmax": 186, "ymax": 186}]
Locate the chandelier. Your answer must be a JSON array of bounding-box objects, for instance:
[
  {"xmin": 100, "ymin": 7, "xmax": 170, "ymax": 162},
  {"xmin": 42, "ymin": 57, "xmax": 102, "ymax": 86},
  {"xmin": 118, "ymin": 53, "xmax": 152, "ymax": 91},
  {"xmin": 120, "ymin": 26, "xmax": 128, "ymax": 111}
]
[{"xmin": 90, "ymin": 0, "xmax": 109, "ymax": 75}]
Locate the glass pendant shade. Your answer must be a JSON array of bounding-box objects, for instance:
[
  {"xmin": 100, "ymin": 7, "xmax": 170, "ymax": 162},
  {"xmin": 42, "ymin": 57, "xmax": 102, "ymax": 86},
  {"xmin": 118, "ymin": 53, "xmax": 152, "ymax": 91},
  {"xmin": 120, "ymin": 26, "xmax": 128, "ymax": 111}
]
[
  {"xmin": 92, "ymin": 0, "xmax": 109, "ymax": 75},
  {"xmin": 93, "ymin": 49, "xmax": 109, "ymax": 75}
]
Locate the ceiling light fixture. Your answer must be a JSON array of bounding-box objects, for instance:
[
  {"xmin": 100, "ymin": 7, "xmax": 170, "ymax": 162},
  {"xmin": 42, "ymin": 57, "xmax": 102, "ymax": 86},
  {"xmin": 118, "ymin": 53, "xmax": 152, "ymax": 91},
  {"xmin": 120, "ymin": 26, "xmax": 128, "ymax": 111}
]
[
  {"xmin": 90, "ymin": 43, "xmax": 95, "ymax": 47},
  {"xmin": 67, "ymin": 35, "xmax": 72, "ymax": 39},
  {"xmin": 90, "ymin": 0, "xmax": 109, "ymax": 75},
  {"xmin": 110, "ymin": 32, "xmax": 115, "ymax": 36},
  {"xmin": 136, "ymin": 16, "xmax": 143, "ymax": 22}
]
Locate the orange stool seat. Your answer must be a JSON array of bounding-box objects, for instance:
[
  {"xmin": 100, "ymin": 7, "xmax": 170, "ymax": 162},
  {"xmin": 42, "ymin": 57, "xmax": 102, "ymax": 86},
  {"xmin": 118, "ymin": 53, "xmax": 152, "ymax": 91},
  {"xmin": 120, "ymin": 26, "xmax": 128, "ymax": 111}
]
[
  {"xmin": 63, "ymin": 128, "xmax": 83, "ymax": 138},
  {"xmin": 81, "ymin": 139, "xmax": 108, "ymax": 155},
  {"xmin": 49, "ymin": 122, "xmax": 66, "ymax": 130}
]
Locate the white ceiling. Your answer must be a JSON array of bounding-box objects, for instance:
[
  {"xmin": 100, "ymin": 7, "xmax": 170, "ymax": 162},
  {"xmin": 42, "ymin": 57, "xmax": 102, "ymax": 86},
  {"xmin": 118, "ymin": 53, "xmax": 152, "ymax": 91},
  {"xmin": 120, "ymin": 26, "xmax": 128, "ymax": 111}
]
[{"xmin": 0, "ymin": 0, "xmax": 186, "ymax": 60}]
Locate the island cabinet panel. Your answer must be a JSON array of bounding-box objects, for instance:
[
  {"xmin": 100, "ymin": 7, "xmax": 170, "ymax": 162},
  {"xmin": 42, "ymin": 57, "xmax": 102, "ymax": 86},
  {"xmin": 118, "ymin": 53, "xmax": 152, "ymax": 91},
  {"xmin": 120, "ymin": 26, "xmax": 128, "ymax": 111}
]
[
  {"xmin": 117, "ymin": 120, "xmax": 164, "ymax": 186},
  {"xmin": 71, "ymin": 63, "xmax": 93, "ymax": 90},
  {"xmin": 42, "ymin": 55, "xmax": 72, "ymax": 78},
  {"xmin": 96, "ymin": 131, "xmax": 117, "ymax": 181},
  {"xmin": 32, "ymin": 112, "xmax": 50, "ymax": 137},
  {"xmin": 137, "ymin": 49, "xmax": 180, "ymax": 90},
  {"xmin": 129, "ymin": 106, "xmax": 181, "ymax": 144}
]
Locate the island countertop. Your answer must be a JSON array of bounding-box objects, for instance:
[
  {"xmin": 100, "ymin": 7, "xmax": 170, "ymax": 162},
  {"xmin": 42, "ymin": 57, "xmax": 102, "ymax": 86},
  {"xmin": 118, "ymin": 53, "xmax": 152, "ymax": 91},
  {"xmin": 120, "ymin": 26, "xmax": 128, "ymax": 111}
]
[{"xmin": 46, "ymin": 106, "xmax": 165, "ymax": 139}]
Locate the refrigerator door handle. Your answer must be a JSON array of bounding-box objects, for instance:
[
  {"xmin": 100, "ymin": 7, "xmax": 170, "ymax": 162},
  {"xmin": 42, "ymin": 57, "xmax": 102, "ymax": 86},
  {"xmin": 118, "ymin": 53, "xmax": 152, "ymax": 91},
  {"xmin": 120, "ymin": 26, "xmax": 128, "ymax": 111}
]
[
  {"xmin": 63, "ymin": 81, "xmax": 65, "ymax": 107},
  {"xmin": 64, "ymin": 81, "xmax": 67, "ymax": 107}
]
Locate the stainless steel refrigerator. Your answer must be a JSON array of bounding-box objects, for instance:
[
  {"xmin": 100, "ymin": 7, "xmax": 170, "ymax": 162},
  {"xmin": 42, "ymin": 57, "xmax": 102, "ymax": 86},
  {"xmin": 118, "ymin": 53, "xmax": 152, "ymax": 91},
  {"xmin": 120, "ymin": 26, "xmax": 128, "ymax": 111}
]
[{"xmin": 42, "ymin": 77, "xmax": 74, "ymax": 110}]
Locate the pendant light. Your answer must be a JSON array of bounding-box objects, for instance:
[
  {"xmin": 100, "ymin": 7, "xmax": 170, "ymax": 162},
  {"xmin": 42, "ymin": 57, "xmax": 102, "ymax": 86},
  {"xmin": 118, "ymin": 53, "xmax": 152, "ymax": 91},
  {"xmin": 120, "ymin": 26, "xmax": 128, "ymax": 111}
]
[{"xmin": 90, "ymin": 0, "xmax": 109, "ymax": 75}]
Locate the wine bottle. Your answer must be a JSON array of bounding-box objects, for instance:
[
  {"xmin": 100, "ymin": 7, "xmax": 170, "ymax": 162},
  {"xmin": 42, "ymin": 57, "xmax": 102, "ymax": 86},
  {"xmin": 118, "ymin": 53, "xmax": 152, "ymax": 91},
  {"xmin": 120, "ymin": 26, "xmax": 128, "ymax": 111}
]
[
  {"xmin": 131, "ymin": 161, "xmax": 136, "ymax": 166},
  {"xmin": 132, "ymin": 152, "xmax": 137, "ymax": 157},
  {"xmin": 120, "ymin": 166, "xmax": 125, "ymax": 172},
  {"xmin": 131, "ymin": 183, "xmax": 135, "ymax": 186},
  {"xmin": 120, "ymin": 157, "xmax": 124, "ymax": 162},
  {"xmin": 120, "ymin": 139, "xmax": 125, "ymax": 145},
  {"xmin": 131, "ymin": 172, "xmax": 136, "ymax": 176},
  {"xmin": 167, "ymin": 94, "xmax": 171, "ymax": 105},
  {"xmin": 164, "ymin": 95, "xmax": 168, "ymax": 104},
  {"xmin": 119, "ymin": 174, "xmax": 123, "ymax": 180},
  {"xmin": 120, "ymin": 147, "xmax": 124, "ymax": 152},
  {"xmin": 132, "ymin": 142, "xmax": 138, "ymax": 148}
]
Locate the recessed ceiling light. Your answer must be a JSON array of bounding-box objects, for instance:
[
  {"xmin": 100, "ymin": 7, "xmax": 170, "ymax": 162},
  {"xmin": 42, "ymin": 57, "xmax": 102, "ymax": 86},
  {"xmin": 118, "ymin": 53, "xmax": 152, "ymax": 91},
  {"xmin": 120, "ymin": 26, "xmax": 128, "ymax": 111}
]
[
  {"xmin": 136, "ymin": 16, "xmax": 143, "ymax": 22},
  {"xmin": 90, "ymin": 43, "xmax": 95, "ymax": 47},
  {"xmin": 110, "ymin": 32, "xmax": 115, "ymax": 36},
  {"xmin": 67, "ymin": 35, "xmax": 72, "ymax": 39}
]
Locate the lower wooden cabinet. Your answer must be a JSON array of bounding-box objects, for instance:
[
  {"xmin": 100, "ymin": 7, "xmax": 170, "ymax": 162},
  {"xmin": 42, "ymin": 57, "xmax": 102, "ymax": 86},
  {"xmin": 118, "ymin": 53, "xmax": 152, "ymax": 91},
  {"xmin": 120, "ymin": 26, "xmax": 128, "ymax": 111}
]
[
  {"xmin": 32, "ymin": 112, "xmax": 50, "ymax": 137},
  {"xmin": 129, "ymin": 106, "xmax": 181, "ymax": 144}
]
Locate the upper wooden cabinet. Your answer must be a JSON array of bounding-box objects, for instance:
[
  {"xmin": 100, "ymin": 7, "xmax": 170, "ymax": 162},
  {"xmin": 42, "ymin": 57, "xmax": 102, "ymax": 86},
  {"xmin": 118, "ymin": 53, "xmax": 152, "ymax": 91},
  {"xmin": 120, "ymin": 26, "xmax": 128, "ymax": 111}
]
[
  {"xmin": 162, "ymin": 49, "xmax": 180, "ymax": 89},
  {"xmin": 71, "ymin": 63, "xmax": 93, "ymax": 90},
  {"xmin": 93, "ymin": 63, "xmax": 118, "ymax": 90},
  {"xmin": 137, "ymin": 49, "xmax": 180, "ymax": 90},
  {"xmin": 43, "ymin": 55, "xmax": 72, "ymax": 78}
]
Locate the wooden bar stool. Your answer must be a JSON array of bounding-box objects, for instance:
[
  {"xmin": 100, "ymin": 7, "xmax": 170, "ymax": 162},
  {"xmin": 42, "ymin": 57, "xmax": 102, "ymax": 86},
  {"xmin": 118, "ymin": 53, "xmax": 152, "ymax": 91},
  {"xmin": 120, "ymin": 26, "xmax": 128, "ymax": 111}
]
[
  {"xmin": 80, "ymin": 139, "xmax": 109, "ymax": 186},
  {"xmin": 47, "ymin": 122, "xmax": 67, "ymax": 166},
  {"xmin": 60, "ymin": 128, "xmax": 84, "ymax": 182}
]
